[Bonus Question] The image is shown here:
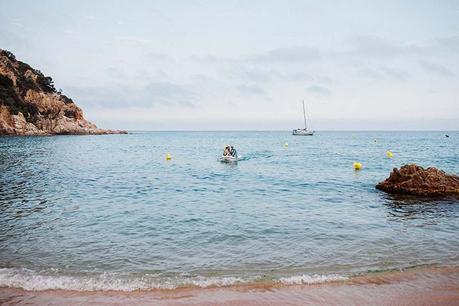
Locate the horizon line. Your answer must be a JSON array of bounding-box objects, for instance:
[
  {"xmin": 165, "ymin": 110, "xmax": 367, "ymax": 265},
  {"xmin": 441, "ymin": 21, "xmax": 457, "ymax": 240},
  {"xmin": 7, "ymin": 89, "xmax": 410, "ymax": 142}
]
[{"xmin": 123, "ymin": 129, "xmax": 458, "ymax": 132}]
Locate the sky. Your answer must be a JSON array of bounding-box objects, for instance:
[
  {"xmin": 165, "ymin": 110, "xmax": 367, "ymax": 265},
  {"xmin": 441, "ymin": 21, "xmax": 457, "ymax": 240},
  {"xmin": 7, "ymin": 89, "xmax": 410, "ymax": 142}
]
[{"xmin": 1, "ymin": 0, "xmax": 458, "ymax": 130}]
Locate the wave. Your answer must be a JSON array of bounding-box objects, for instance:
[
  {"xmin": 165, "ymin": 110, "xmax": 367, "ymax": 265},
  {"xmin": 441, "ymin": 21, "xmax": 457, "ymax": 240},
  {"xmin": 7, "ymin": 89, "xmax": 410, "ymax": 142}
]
[
  {"xmin": 0, "ymin": 268, "xmax": 252, "ymax": 291},
  {"xmin": 279, "ymin": 274, "xmax": 347, "ymax": 285},
  {"xmin": 0, "ymin": 268, "xmax": 346, "ymax": 292}
]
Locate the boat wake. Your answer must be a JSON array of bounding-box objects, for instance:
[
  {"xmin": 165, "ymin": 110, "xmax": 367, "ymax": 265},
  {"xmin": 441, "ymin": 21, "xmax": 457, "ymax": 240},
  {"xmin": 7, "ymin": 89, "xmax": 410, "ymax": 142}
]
[{"xmin": 239, "ymin": 150, "xmax": 273, "ymax": 161}]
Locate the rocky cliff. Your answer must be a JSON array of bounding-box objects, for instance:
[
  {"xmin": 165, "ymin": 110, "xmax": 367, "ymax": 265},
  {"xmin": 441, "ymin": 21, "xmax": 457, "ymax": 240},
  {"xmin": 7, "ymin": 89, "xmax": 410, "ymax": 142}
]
[{"xmin": 0, "ymin": 49, "xmax": 126, "ymax": 135}]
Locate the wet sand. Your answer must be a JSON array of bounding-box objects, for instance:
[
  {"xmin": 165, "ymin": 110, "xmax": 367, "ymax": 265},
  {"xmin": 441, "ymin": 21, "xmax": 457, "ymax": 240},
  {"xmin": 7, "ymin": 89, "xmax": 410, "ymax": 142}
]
[{"xmin": 1, "ymin": 266, "xmax": 458, "ymax": 305}]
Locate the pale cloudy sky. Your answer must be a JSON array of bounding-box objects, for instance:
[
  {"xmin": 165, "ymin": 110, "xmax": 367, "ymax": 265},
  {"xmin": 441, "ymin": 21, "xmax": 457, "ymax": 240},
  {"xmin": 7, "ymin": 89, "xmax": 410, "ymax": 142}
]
[{"xmin": 1, "ymin": 0, "xmax": 458, "ymax": 130}]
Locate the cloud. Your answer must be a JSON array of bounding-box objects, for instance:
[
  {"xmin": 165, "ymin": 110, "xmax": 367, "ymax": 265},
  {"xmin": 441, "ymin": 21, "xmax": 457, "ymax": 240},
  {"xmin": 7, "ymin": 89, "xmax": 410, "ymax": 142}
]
[
  {"xmin": 379, "ymin": 66, "xmax": 409, "ymax": 80},
  {"xmin": 66, "ymin": 81, "xmax": 196, "ymax": 109},
  {"xmin": 357, "ymin": 66, "xmax": 409, "ymax": 80},
  {"xmin": 105, "ymin": 67, "xmax": 125, "ymax": 79},
  {"xmin": 419, "ymin": 61, "xmax": 455, "ymax": 77},
  {"xmin": 114, "ymin": 36, "xmax": 155, "ymax": 45},
  {"xmin": 191, "ymin": 74, "xmax": 215, "ymax": 82},
  {"xmin": 189, "ymin": 45, "xmax": 322, "ymax": 67},
  {"xmin": 188, "ymin": 55, "xmax": 236, "ymax": 65},
  {"xmin": 307, "ymin": 85, "xmax": 331, "ymax": 95},
  {"xmin": 186, "ymin": 35, "xmax": 432, "ymax": 87},
  {"xmin": 227, "ymin": 67, "xmax": 281, "ymax": 83},
  {"xmin": 241, "ymin": 35, "xmax": 427, "ymax": 67},
  {"xmin": 145, "ymin": 81, "xmax": 196, "ymax": 104},
  {"xmin": 437, "ymin": 35, "xmax": 459, "ymax": 52},
  {"xmin": 345, "ymin": 35, "xmax": 426, "ymax": 60},
  {"xmin": 64, "ymin": 86, "xmax": 143, "ymax": 108},
  {"xmin": 224, "ymin": 66, "xmax": 333, "ymax": 86},
  {"xmin": 290, "ymin": 73, "xmax": 332, "ymax": 84},
  {"xmin": 247, "ymin": 46, "xmax": 322, "ymax": 64},
  {"xmin": 144, "ymin": 51, "xmax": 172, "ymax": 62},
  {"xmin": 237, "ymin": 84, "xmax": 265, "ymax": 95}
]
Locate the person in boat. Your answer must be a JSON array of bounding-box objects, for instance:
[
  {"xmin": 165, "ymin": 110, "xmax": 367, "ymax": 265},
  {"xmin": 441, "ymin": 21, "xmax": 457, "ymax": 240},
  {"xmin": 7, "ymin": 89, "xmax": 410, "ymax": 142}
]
[
  {"xmin": 223, "ymin": 145, "xmax": 237, "ymax": 157},
  {"xmin": 230, "ymin": 146, "xmax": 237, "ymax": 157}
]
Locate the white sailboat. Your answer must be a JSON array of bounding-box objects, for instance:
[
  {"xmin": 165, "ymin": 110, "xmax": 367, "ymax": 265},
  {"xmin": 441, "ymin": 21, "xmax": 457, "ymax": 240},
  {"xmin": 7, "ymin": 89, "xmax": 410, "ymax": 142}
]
[{"xmin": 292, "ymin": 100, "xmax": 314, "ymax": 136}]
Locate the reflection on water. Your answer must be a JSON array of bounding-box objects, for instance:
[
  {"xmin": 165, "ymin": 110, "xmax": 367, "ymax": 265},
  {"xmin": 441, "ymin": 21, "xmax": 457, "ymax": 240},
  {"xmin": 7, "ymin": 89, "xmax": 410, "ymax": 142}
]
[{"xmin": 383, "ymin": 193, "xmax": 458, "ymax": 223}]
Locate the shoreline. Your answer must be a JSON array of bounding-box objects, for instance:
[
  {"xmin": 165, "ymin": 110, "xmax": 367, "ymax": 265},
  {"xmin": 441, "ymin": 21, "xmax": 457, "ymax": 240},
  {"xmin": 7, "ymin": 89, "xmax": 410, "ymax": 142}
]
[{"xmin": 1, "ymin": 266, "xmax": 458, "ymax": 305}]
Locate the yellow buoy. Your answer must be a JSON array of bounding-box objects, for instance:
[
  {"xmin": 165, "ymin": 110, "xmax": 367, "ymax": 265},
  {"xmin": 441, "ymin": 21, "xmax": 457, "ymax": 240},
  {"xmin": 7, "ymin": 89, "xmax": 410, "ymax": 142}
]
[
  {"xmin": 353, "ymin": 162, "xmax": 362, "ymax": 170},
  {"xmin": 166, "ymin": 153, "xmax": 172, "ymax": 160},
  {"xmin": 284, "ymin": 142, "xmax": 289, "ymax": 147},
  {"xmin": 386, "ymin": 151, "xmax": 393, "ymax": 158}
]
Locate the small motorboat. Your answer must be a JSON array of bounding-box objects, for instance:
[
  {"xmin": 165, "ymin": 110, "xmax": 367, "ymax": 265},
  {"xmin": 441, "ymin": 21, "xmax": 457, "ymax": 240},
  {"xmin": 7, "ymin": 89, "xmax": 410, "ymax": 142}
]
[{"xmin": 220, "ymin": 145, "xmax": 240, "ymax": 163}]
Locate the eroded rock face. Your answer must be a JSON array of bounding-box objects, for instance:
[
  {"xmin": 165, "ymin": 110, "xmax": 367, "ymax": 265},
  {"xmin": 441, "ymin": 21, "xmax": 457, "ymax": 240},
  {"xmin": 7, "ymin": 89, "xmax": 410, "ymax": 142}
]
[
  {"xmin": 376, "ymin": 164, "xmax": 459, "ymax": 197},
  {"xmin": 0, "ymin": 49, "xmax": 126, "ymax": 135}
]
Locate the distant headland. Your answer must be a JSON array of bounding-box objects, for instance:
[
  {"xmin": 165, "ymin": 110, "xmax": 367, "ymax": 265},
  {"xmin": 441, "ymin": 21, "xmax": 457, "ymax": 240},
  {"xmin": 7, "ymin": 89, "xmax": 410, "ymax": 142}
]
[{"xmin": 0, "ymin": 49, "xmax": 126, "ymax": 135}]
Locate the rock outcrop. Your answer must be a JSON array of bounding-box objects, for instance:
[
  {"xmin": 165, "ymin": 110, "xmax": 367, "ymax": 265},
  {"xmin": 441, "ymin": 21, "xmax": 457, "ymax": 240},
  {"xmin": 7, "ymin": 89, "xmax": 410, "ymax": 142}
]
[
  {"xmin": 376, "ymin": 164, "xmax": 459, "ymax": 197},
  {"xmin": 0, "ymin": 49, "xmax": 126, "ymax": 135}
]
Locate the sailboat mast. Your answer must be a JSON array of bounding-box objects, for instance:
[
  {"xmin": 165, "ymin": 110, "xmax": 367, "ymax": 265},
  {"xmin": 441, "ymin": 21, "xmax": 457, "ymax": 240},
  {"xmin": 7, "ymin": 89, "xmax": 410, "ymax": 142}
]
[{"xmin": 302, "ymin": 100, "xmax": 307, "ymax": 130}]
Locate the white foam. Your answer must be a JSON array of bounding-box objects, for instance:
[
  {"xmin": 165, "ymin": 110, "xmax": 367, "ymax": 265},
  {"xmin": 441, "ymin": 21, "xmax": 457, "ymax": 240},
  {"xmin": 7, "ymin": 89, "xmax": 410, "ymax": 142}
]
[
  {"xmin": 0, "ymin": 268, "xmax": 347, "ymax": 292},
  {"xmin": 188, "ymin": 276, "xmax": 246, "ymax": 288},
  {"xmin": 0, "ymin": 268, "xmax": 249, "ymax": 291},
  {"xmin": 278, "ymin": 274, "xmax": 347, "ymax": 285},
  {"xmin": 279, "ymin": 274, "xmax": 347, "ymax": 285}
]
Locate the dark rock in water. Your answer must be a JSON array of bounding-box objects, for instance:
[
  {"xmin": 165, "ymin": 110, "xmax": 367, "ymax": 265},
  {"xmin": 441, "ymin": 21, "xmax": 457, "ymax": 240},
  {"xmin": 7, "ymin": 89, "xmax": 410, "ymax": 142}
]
[
  {"xmin": 376, "ymin": 164, "xmax": 459, "ymax": 197},
  {"xmin": 0, "ymin": 49, "xmax": 127, "ymax": 135}
]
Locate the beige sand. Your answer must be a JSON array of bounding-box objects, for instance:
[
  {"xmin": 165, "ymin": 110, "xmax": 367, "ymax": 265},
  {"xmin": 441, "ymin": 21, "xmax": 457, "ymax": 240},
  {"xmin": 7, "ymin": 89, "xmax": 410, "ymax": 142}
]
[{"xmin": 1, "ymin": 266, "xmax": 458, "ymax": 305}]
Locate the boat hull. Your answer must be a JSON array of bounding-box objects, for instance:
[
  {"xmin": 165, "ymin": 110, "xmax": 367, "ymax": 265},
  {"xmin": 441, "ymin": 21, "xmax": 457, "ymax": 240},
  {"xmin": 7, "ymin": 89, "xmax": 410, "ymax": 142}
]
[
  {"xmin": 292, "ymin": 129, "xmax": 314, "ymax": 136},
  {"xmin": 219, "ymin": 156, "xmax": 240, "ymax": 163}
]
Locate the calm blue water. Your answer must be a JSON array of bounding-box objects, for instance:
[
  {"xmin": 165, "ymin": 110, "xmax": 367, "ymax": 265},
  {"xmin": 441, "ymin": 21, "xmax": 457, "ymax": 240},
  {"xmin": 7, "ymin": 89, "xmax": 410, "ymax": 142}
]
[{"xmin": 0, "ymin": 131, "xmax": 458, "ymax": 290}]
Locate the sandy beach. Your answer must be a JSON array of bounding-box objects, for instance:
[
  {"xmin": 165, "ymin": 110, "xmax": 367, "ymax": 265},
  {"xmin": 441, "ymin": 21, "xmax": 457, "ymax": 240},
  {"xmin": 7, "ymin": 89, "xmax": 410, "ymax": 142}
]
[{"xmin": 1, "ymin": 266, "xmax": 458, "ymax": 305}]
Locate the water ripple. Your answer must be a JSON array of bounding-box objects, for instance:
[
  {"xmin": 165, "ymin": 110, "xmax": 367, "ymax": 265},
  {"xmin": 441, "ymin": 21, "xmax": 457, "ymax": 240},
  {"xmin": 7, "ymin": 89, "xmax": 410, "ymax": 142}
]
[{"xmin": 0, "ymin": 131, "xmax": 458, "ymax": 288}]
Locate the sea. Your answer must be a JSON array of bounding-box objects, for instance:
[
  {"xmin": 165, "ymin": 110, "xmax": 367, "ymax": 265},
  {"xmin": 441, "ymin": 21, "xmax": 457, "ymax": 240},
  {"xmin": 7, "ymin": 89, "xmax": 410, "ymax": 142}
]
[{"xmin": 0, "ymin": 131, "xmax": 458, "ymax": 291}]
